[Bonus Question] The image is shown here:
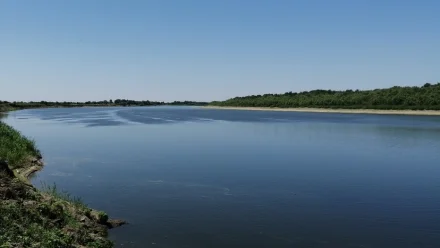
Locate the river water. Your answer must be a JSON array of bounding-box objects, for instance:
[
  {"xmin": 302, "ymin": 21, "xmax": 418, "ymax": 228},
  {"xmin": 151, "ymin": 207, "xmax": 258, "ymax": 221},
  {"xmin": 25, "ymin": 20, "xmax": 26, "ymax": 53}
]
[{"xmin": 4, "ymin": 107, "xmax": 440, "ymax": 248}]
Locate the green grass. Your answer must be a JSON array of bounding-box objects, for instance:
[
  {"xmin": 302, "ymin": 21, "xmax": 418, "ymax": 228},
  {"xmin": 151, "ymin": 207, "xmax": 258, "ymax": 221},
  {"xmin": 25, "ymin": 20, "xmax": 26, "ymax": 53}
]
[
  {"xmin": 0, "ymin": 201, "xmax": 113, "ymax": 248},
  {"xmin": 0, "ymin": 121, "xmax": 41, "ymax": 169},
  {"xmin": 0, "ymin": 201, "xmax": 74, "ymax": 248},
  {"xmin": 41, "ymin": 182, "xmax": 88, "ymax": 209},
  {"xmin": 0, "ymin": 182, "xmax": 113, "ymax": 248}
]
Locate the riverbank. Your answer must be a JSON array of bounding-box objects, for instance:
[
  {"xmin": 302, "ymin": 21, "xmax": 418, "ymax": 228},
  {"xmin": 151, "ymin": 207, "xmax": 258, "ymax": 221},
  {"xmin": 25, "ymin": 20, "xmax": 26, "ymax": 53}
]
[
  {"xmin": 0, "ymin": 121, "xmax": 125, "ymax": 247},
  {"xmin": 204, "ymin": 106, "xmax": 440, "ymax": 116}
]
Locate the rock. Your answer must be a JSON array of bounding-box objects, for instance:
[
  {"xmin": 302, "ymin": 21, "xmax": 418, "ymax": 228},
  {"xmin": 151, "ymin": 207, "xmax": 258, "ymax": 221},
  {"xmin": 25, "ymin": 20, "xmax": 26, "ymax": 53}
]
[
  {"xmin": 80, "ymin": 216, "xmax": 87, "ymax": 222},
  {"xmin": 23, "ymin": 200, "xmax": 36, "ymax": 207},
  {"xmin": 89, "ymin": 210, "xmax": 109, "ymax": 224},
  {"xmin": 87, "ymin": 210, "xmax": 126, "ymax": 229},
  {"xmin": 52, "ymin": 218, "xmax": 63, "ymax": 225},
  {"xmin": 106, "ymin": 219, "xmax": 127, "ymax": 229}
]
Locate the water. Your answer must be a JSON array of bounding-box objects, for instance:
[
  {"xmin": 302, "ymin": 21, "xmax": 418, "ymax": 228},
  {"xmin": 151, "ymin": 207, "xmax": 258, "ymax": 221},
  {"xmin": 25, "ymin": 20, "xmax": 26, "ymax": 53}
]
[{"xmin": 4, "ymin": 106, "xmax": 440, "ymax": 248}]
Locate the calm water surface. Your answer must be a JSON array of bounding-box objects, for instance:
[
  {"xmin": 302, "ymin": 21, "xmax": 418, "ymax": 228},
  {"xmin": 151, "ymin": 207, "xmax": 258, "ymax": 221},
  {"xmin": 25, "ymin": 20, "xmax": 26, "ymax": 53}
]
[{"xmin": 4, "ymin": 107, "xmax": 440, "ymax": 248}]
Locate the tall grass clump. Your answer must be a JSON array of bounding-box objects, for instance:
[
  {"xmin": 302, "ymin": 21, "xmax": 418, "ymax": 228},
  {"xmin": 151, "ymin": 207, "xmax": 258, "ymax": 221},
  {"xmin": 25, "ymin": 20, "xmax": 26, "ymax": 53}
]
[
  {"xmin": 0, "ymin": 202, "xmax": 76, "ymax": 248},
  {"xmin": 0, "ymin": 199, "xmax": 113, "ymax": 248},
  {"xmin": 41, "ymin": 182, "xmax": 87, "ymax": 209},
  {"xmin": 0, "ymin": 121, "xmax": 41, "ymax": 169}
]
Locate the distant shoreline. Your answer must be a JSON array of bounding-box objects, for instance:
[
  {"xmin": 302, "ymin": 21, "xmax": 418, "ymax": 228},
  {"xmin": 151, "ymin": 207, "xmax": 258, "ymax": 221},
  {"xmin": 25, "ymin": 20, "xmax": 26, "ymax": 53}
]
[{"xmin": 203, "ymin": 106, "xmax": 440, "ymax": 116}]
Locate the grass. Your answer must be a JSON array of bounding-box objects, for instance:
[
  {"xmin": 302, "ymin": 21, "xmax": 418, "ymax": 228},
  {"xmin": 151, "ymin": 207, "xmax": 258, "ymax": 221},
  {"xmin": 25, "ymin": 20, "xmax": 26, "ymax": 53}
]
[
  {"xmin": 0, "ymin": 201, "xmax": 76, "ymax": 248},
  {"xmin": 0, "ymin": 201, "xmax": 113, "ymax": 248},
  {"xmin": 41, "ymin": 182, "xmax": 88, "ymax": 209},
  {"xmin": 0, "ymin": 182, "xmax": 113, "ymax": 248},
  {"xmin": 0, "ymin": 121, "xmax": 41, "ymax": 169}
]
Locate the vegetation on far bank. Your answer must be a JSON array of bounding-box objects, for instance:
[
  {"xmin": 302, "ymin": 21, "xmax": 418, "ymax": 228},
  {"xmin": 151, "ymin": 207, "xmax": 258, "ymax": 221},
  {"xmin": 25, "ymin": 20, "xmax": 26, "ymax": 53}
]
[
  {"xmin": 0, "ymin": 121, "xmax": 121, "ymax": 247},
  {"xmin": 210, "ymin": 83, "xmax": 440, "ymax": 110},
  {"xmin": 0, "ymin": 104, "xmax": 14, "ymax": 112},
  {"xmin": 0, "ymin": 99, "xmax": 208, "ymax": 111}
]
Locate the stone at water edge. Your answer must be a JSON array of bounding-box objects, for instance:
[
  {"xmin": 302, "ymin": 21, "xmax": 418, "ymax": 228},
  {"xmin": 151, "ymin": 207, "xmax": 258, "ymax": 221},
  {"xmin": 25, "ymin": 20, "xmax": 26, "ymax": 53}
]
[{"xmin": 107, "ymin": 219, "xmax": 127, "ymax": 229}]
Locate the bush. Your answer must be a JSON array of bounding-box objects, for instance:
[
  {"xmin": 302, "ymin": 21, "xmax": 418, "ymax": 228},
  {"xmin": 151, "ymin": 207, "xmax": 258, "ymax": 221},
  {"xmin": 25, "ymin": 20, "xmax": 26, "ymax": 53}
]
[{"xmin": 210, "ymin": 83, "xmax": 440, "ymax": 110}]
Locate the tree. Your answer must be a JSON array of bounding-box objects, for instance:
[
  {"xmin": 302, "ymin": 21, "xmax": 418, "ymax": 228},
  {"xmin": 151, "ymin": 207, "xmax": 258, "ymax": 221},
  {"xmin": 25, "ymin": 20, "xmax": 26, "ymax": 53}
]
[{"xmin": 209, "ymin": 83, "xmax": 440, "ymax": 110}]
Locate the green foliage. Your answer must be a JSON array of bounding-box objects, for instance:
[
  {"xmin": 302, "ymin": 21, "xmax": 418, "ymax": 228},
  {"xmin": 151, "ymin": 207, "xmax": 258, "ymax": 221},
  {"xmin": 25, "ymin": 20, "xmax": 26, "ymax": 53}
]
[
  {"xmin": 168, "ymin": 101, "xmax": 209, "ymax": 106},
  {"xmin": 0, "ymin": 202, "xmax": 74, "ymax": 248},
  {"xmin": 41, "ymin": 182, "xmax": 87, "ymax": 209},
  {"xmin": 0, "ymin": 201, "xmax": 113, "ymax": 248},
  {"xmin": 0, "ymin": 99, "xmax": 207, "ymax": 111},
  {"xmin": 97, "ymin": 211, "xmax": 109, "ymax": 224},
  {"xmin": 0, "ymin": 122, "xmax": 41, "ymax": 169},
  {"xmin": 210, "ymin": 83, "xmax": 440, "ymax": 110},
  {"xmin": 0, "ymin": 104, "xmax": 14, "ymax": 112},
  {"xmin": 0, "ymin": 181, "xmax": 112, "ymax": 248}
]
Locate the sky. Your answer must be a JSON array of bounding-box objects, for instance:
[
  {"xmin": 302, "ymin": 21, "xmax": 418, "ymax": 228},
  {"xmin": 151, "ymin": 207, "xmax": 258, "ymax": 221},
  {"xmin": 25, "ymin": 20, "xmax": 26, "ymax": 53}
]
[{"xmin": 1, "ymin": 0, "xmax": 439, "ymax": 102}]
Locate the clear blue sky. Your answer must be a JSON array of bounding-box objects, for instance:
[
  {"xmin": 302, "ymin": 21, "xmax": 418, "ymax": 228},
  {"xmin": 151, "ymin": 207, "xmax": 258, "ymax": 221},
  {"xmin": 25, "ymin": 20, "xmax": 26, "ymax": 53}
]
[{"xmin": 1, "ymin": 0, "xmax": 439, "ymax": 102}]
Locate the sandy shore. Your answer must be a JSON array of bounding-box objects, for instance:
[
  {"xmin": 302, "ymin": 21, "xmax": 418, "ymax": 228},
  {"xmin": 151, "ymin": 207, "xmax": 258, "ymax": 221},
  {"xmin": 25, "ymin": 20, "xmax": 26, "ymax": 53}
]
[{"xmin": 203, "ymin": 106, "xmax": 440, "ymax": 116}]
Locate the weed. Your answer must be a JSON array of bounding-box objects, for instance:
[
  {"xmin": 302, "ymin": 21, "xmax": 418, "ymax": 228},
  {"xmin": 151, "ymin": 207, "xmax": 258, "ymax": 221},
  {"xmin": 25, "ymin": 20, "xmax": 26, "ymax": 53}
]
[
  {"xmin": 40, "ymin": 182, "xmax": 88, "ymax": 209},
  {"xmin": 0, "ymin": 202, "xmax": 74, "ymax": 248}
]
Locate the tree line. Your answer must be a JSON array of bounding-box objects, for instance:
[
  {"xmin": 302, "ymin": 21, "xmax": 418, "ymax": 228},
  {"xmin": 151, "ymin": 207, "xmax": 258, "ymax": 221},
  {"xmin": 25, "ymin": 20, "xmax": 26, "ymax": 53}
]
[
  {"xmin": 210, "ymin": 83, "xmax": 440, "ymax": 110},
  {"xmin": 0, "ymin": 99, "xmax": 208, "ymax": 112}
]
